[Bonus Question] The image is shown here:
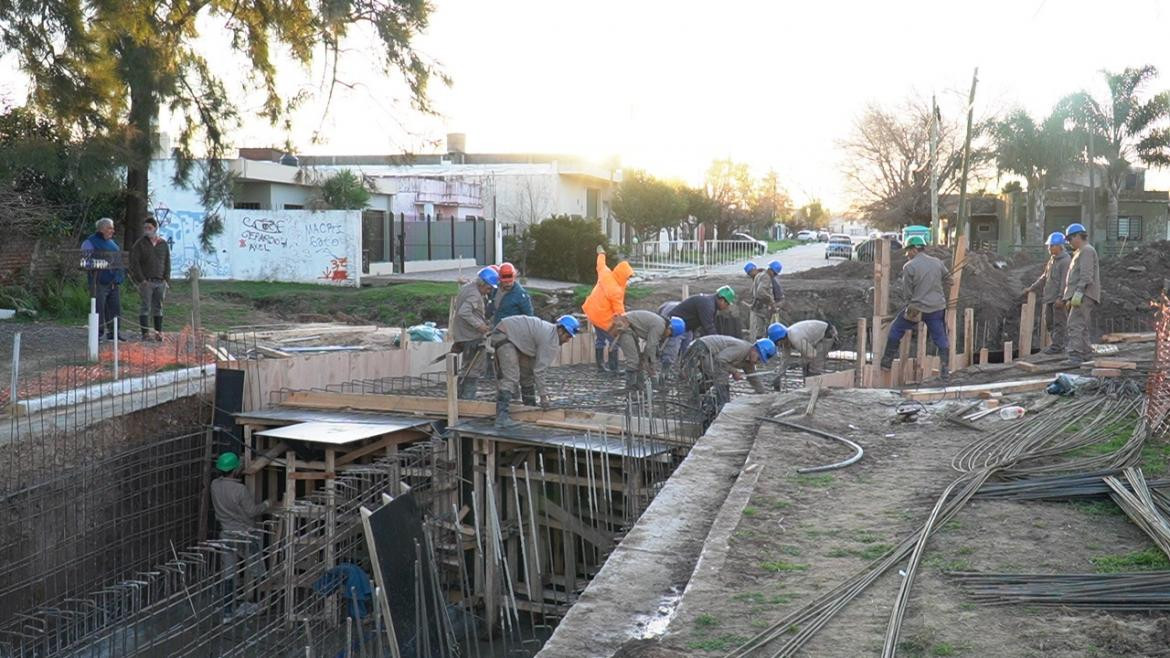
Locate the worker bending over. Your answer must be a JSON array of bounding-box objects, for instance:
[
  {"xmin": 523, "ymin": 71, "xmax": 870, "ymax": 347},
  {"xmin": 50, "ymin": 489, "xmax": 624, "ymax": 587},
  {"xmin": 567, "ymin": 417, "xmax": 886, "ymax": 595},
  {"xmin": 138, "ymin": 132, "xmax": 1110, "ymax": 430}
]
[
  {"xmin": 770, "ymin": 320, "xmax": 838, "ymax": 376},
  {"xmin": 657, "ymin": 301, "xmax": 692, "ymax": 377},
  {"xmin": 744, "ymin": 262, "xmax": 775, "ymax": 340},
  {"xmin": 210, "ymin": 451, "xmax": 269, "ymax": 622},
  {"xmin": 767, "ymin": 260, "xmax": 786, "ymax": 324},
  {"xmin": 671, "ymin": 286, "xmax": 736, "ymax": 337},
  {"xmin": 1061, "ymin": 223, "xmax": 1100, "ymax": 366},
  {"xmin": 491, "ymin": 315, "xmax": 579, "ymax": 428},
  {"xmin": 492, "ymin": 262, "xmax": 533, "ymax": 325},
  {"xmin": 451, "ymin": 268, "xmax": 499, "ymax": 399},
  {"xmin": 880, "ymin": 236, "xmax": 952, "ymax": 380},
  {"xmin": 582, "ymin": 244, "xmax": 634, "ymax": 373},
  {"xmin": 1024, "ymin": 232, "xmax": 1071, "ymax": 355},
  {"xmin": 683, "ymin": 335, "xmax": 777, "ymax": 414},
  {"xmin": 610, "ymin": 311, "xmax": 686, "ymax": 390}
]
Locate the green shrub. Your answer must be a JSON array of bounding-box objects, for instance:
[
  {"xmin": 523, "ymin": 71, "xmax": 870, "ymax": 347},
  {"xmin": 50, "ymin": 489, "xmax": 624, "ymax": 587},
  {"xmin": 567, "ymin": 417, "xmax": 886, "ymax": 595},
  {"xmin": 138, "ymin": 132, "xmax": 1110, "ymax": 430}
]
[{"xmin": 526, "ymin": 215, "xmax": 611, "ymax": 283}]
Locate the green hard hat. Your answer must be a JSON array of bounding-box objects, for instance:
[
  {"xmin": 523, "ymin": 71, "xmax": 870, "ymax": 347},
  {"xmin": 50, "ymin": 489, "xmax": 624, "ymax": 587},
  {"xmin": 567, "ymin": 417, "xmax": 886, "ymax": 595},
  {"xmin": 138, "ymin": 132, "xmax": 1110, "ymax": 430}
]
[
  {"xmin": 215, "ymin": 451, "xmax": 240, "ymax": 473},
  {"xmin": 716, "ymin": 285, "xmax": 736, "ymax": 304},
  {"xmin": 905, "ymin": 236, "xmax": 927, "ymax": 249}
]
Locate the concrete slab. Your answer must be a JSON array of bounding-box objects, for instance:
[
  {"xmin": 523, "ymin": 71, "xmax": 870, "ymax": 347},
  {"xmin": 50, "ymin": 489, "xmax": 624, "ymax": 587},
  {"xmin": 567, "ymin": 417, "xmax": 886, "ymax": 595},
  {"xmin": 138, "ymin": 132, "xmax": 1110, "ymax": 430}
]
[{"xmin": 536, "ymin": 397, "xmax": 762, "ymax": 657}]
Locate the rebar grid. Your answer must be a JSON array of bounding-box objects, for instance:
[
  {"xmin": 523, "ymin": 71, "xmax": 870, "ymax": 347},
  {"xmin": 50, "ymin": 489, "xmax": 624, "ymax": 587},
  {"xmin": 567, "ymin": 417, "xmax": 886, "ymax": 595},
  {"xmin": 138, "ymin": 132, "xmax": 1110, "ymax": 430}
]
[{"xmin": 0, "ymin": 444, "xmax": 436, "ymax": 658}]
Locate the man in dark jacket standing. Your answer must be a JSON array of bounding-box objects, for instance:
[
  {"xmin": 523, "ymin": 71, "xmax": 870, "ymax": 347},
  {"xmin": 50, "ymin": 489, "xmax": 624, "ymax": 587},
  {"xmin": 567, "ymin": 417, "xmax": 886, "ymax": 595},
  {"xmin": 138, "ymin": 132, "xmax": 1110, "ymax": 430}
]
[
  {"xmin": 81, "ymin": 217, "xmax": 126, "ymax": 341},
  {"xmin": 129, "ymin": 214, "xmax": 171, "ymax": 341},
  {"xmin": 492, "ymin": 262, "xmax": 533, "ymax": 325}
]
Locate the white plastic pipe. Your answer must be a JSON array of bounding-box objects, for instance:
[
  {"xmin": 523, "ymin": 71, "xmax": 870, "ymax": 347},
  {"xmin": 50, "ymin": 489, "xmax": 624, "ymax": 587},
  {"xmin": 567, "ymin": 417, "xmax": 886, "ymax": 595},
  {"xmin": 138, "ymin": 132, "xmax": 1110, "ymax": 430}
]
[
  {"xmin": 9, "ymin": 332, "xmax": 20, "ymax": 408},
  {"xmin": 87, "ymin": 297, "xmax": 99, "ymax": 362}
]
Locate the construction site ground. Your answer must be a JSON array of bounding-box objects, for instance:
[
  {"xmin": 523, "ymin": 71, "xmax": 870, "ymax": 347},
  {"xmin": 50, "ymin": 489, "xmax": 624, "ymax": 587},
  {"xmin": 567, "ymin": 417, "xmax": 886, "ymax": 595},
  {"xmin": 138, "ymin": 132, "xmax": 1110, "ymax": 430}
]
[{"xmin": 614, "ymin": 379, "xmax": 1170, "ymax": 657}]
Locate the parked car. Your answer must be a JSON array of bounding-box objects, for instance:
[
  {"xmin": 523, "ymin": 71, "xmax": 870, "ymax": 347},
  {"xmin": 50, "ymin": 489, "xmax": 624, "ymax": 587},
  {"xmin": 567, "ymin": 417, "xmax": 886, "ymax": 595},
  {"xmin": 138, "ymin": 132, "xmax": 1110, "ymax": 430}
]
[
  {"xmin": 731, "ymin": 231, "xmax": 769, "ymax": 255},
  {"xmin": 795, "ymin": 229, "xmax": 817, "ymax": 241},
  {"xmin": 854, "ymin": 236, "xmax": 903, "ymax": 262},
  {"xmin": 816, "ymin": 231, "xmax": 830, "ymax": 242},
  {"xmin": 825, "ymin": 234, "xmax": 853, "ymax": 260}
]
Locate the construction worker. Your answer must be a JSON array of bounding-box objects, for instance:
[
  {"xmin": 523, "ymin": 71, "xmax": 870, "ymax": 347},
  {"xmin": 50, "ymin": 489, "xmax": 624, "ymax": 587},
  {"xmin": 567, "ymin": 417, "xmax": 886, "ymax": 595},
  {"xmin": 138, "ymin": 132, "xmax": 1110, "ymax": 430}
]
[
  {"xmin": 491, "ymin": 314, "xmax": 579, "ymax": 428},
  {"xmin": 767, "ymin": 260, "xmax": 786, "ymax": 323},
  {"xmin": 210, "ymin": 451, "xmax": 269, "ymax": 621},
  {"xmin": 671, "ymin": 286, "xmax": 736, "ymax": 337},
  {"xmin": 492, "ymin": 262, "xmax": 533, "ymax": 325},
  {"xmin": 610, "ymin": 311, "xmax": 686, "ymax": 390},
  {"xmin": 1062, "ymin": 223, "xmax": 1101, "ymax": 366},
  {"xmin": 657, "ymin": 300, "xmax": 692, "ymax": 378},
  {"xmin": 770, "ymin": 320, "xmax": 838, "ymax": 376},
  {"xmin": 483, "ymin": 263, "xmax": 502, "ymax": 321},
  {"xmin": 451, "ymin": 267, "xmax": 499, "ymax": 399},
  {"xmin": 880, "ymin": 236, "xmax": 953, "ymax": 380},
  {"xmin": 1023, "ymin": 232, "xmax": 1071, "ymax": 355},
  {"xmin": 682, "ymin": 335, "xmax": 777, "ymax": 415},
  {"xmin": 745, "ymin": 262, "xmax": 775, "ymax": 339},
  {"xmin": 582, "ymin": 244, "xmax": 634, "ymax": 373}
]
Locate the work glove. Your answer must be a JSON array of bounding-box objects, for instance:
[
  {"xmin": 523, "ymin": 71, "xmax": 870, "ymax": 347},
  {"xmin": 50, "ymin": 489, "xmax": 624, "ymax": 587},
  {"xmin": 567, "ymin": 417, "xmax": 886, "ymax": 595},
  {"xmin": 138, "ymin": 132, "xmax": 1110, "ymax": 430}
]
[
  {"xmin": 596, "ymin": 244, "xmax": 605, "ymax": 254},
  {"xmin": 1069, "ymin": 291, "xmax": 1084, "ymax": 308}
]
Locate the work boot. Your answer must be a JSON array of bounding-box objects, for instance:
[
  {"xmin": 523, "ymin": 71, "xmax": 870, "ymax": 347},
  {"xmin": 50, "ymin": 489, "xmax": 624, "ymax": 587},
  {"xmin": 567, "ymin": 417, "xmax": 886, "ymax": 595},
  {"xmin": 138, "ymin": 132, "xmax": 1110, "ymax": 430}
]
[
  {"xmin": 520, "ymin": 385, "xmax": 536, "ymax": 407},
  {"xmin": 939, "ymin": 355, "xmax": 950, "ymax": 383},
  {"xmin": 595, "ymin": 347, "xmax": 607, "ymax": 372},
  {"xmin": 153, "ymin": 316, "xmax": 164, "ymax": 342},
  {"xmin": 458, "ymin": 376, "xmax": 479, "ymax": 400},
  {"xmin": 1043, "ymin": 344, "xmax": 1064, "ymax": 355},
  {"xmin": 623, "ymin": 370, "xmax": 640, "ymax": 392},
  {"xmin": 879, "ymin": 344, "xmax": 899, "ymax": 370},
  {"xmin": 607, "ymin": 348, "xmax": 620, "ymax": 373},
  {"xmin": 494, "ymin": 392, "xmax": 521, "ymax": 430},
  {"xmin": 139, "ymin": 314, "xmax": 150, "ymax": 340}
]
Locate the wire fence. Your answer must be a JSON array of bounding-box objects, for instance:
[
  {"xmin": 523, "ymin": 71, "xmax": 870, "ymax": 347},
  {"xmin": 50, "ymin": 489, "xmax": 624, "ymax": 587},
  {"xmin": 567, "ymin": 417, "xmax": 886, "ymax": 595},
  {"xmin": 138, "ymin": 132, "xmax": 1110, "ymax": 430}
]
[{"xmin": 630, "ymin": 239, "xmax": 770, "ymax": 278}]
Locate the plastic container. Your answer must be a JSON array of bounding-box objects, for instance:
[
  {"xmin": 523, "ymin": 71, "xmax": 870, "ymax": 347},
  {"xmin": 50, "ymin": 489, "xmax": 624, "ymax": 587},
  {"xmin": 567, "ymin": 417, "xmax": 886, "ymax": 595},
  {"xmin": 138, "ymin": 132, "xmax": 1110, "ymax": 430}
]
[{"xmin": 998, "ymin": 406, "xmax": 1026, "ymax": 420}]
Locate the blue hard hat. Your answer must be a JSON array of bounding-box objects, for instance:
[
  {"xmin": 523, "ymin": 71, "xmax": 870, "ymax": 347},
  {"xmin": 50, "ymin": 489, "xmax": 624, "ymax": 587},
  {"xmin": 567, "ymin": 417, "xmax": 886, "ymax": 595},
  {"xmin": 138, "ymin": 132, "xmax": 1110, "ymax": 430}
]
[
  {"xmin": 556, "ymin": 315, "xmax": 580, "ymax": 335},
  {"xmin": 767, "ymin": 322, "xmax": 788, "ymax": 342},
  {"xmin": 743, "ymin": 262, "xmax": 758, "ymax": 275},
  {"xmin": 669, "ymin": 316, "xmax": 686, "ymax": 337},
  {"xmin": 1045, "ymin": 232, "xmax": 1066, "ymax": 247},
  {"xmin": 768, "ymin": 260, "xmax": 782, "ymax": 274},
  {"xmin": 1064, "ymin": 222, "xmax": 1087, "ymax": 237},
  {"xmin": 478, "ymin": 267, "xmax": 500, "ymax": 288},
  {"xmin": 754, "ymin": 338, "xmax": 778, "ymax": 363}
]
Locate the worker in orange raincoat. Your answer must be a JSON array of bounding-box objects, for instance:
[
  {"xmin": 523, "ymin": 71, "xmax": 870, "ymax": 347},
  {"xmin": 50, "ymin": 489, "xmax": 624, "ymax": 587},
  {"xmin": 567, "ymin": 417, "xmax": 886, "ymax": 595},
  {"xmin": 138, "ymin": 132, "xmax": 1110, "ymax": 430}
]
[{"xmin": 582, "ymin": 244, "xmax": 634, "ymax": 373}]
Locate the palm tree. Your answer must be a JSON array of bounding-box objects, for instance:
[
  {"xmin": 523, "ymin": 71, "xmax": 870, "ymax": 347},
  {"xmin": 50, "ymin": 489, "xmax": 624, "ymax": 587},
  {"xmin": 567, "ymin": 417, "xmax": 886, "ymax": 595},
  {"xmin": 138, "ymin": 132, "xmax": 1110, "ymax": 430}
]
[
  {"xmin": 993, "ymin": 109, "xmax": 1081, "ymax": 244},
  {"xmin": 1060, "ymin": 66, "xmax": 1170, "ymax": 237}
]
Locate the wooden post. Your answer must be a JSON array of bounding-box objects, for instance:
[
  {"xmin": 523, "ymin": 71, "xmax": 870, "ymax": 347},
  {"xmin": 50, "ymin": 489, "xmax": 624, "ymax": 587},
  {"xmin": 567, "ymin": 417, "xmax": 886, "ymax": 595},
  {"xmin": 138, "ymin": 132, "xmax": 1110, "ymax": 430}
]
[
  {"xmin": 898, "ymin": 333, "xmax": 912, "ymax": 386},
  {"xmin": 197, "ymin": 428, "xmax": 214, "ymax": 541},
  {"xmin": 871, "ymin": 239, "xmax": 890, "ymax": 385},
  {"xmin": 484, "ymin": 440, "xmax": 499, "ymax": 633},
  {"xmin": 963, "ymin": 308, "xmax": 975, "ymax": 369},
  {"xmin": 681, "ymin": 283, "xmax": 689, "ymax": 300},
  {"xmin": 946, "ymin": 235, "xmax": 967, "ymax": 370},
  {"xmin": 1003, "ymin": 341, "xmax": 1014, "ymax": 365},
  {"xmin": 1018, "ymin": 291, "xmax": 1036, "ymax": 358},
  {"xmin": 445, "ymin": 352, "xmax": 459, "ymax": 487},
  {"xmin": 325, "ymin": 448, "xmax": 337, "ymax": 621},
  {"xmin": 979, "ymin": 347, "xmax": 990, "ymax": 365},
  {"xmin": 189, "ymin": 265, "xmax": 201, "ymax": 336},
  {"xmin": 915, "ymin": 325, "xmax": 928, "ymax": 381},
  {"xmin": 472, "ymin": 440, "xmax": 485, "ymax": 627},
  {"xmin": 284, "ymin": 450, "xmax": 297, "ymax": 623},
  {"xmin": 855, "ymin": 318, "xmax": 867, "ymax": 387}
]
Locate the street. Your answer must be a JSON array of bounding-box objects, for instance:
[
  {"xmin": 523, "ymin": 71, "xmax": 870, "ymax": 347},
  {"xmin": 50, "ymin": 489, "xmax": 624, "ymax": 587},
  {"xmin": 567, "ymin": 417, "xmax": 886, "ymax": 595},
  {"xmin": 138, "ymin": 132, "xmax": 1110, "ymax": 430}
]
[{"xmin": 698, "ymin": 241, "xmax": 842, "ymax": 279}]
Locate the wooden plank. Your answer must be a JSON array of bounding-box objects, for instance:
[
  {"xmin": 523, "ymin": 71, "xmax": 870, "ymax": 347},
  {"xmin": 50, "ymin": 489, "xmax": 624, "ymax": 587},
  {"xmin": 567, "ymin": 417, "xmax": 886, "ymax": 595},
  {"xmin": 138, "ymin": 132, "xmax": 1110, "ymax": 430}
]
[
  {"xmin": 1018, "ymin": 292, "xmax": 1036, "ymax": 357},
  {"xmin": 903, "ymin": 377, "xmax": 1053, "ymax": 401},
  {"xmin": 244, "ymin": 441, "xmax": 289, "ymax": 475},
  {"xmin": 979, "ymin": 348, "xmax": 989, "ymax": 365},
  {"xmin": 1093, "ymin": 359, "xmax": 1137, "ymax": 370},
  {"xmin": 916, "ymin": 324, "xmax": 928, "ymax": 382},
  {"xmin": 946, "ymin": 235, "xmax": 968, "ymax": 369},
  {"xmin": 289, "ymin": 471, "xmax": 336, "ymax": 481},
  {"xmin": 873, "ymin": 239, "xmax": 890, "ymax": 317},
  {"xmin": 1039, "ymin": 303, "xmax": 1050, "ymax": 348},
  {"xmin": 1099, "ymin": 332, "xmax": 1156, "ymax": 344},
  {"xmin": 534, "ymin": 494, "xmax": 615, "ymax": 550},
  {"xmin": 255, "ymin": 345, "xmax": 292, "ymax": 359},
  {"xmin": 1003, "ymin": 341, "xmax": 1013, "ymax": 365},
  {"xmin": 963, "ymin": 308, "xmax": 974, "ymax": 368},
  {"xmin": 1091, "ymin": 368, "xmax": 1123, "ymax": 377},
  {"xmin": 334, "ymin": 431, "xmax": 426, "ymax": 467}
]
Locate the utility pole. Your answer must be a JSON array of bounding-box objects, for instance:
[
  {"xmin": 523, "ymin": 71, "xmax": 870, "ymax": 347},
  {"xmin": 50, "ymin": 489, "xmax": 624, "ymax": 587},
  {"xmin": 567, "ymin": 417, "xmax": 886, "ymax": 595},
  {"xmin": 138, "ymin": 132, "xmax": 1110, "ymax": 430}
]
[
  {"xmin": 930, "ymin": 94, "xmax": 940, "ymax": 245},
  {"xmin": 954, "ymin": 68, "xmax": 979, "ymax": 243}
]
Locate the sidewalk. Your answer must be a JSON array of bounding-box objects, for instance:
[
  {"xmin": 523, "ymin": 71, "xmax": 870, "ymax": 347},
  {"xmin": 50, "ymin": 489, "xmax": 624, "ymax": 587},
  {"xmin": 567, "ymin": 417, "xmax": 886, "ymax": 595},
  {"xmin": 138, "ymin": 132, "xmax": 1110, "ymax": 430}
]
[{"xmin": 364, "ymin": 270, "xmax": 578, "ymax": 291}]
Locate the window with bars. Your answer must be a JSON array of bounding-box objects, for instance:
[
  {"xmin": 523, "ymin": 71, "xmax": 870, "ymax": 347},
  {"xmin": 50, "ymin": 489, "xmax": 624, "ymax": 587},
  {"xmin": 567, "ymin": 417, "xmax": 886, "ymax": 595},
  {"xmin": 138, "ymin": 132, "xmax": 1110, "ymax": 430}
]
[{"xmin": 1113, "ymin": 216, "xmax": 1143, "ymax": 241}]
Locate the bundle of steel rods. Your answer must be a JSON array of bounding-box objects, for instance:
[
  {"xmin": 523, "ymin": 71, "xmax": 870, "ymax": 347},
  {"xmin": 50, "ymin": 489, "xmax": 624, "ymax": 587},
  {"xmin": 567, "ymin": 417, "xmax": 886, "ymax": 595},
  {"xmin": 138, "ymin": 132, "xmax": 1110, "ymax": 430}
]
[{"xmin": 948, "ymin": 572, "xmax": 1170, "ymax": 609}]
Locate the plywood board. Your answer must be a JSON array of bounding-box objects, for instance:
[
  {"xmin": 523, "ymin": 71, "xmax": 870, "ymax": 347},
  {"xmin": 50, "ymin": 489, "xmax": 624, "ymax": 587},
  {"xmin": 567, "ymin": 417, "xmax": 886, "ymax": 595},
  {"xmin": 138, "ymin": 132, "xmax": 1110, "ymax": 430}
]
[{"xmin": 903, "ymin": 377, "xmax": 1053, "ymax": 401}]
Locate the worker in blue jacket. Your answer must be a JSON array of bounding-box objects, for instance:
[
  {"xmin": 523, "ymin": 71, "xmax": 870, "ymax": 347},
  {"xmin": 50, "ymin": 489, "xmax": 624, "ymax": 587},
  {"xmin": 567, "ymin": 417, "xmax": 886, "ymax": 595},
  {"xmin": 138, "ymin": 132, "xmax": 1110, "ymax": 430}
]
[
  {"xmin": 492, "ymin": 262, "xmax": 534, "ymax": 325},
  {"xmin": 81, "ymin": 217, "xmax": 127, "ymax": 341}
]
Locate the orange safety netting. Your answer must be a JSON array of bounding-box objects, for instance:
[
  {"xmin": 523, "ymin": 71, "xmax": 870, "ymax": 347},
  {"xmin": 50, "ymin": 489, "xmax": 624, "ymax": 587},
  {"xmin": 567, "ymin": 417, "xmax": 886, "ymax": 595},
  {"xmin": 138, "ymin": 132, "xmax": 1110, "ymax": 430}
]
[{"xmin": 1147, "ymin": 293, "xmax": 1170, "ymax": 437}]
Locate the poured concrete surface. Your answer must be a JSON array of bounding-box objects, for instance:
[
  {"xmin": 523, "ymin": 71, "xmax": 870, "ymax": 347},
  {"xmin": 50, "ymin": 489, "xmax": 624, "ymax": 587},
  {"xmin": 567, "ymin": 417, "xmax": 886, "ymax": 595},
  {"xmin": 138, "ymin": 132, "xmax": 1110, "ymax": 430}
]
[{"xmin": 537, "ymin": 397, "xmax": 765, "ymax": 657}]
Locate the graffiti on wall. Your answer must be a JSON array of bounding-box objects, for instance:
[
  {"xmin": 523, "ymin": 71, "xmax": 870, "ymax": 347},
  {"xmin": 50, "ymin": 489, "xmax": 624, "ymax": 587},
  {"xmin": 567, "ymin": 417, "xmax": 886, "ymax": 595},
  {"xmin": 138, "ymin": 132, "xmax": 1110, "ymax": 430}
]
[{"xmin": 152, "ymin": 206, "xmax": 232, "ymax": 278}]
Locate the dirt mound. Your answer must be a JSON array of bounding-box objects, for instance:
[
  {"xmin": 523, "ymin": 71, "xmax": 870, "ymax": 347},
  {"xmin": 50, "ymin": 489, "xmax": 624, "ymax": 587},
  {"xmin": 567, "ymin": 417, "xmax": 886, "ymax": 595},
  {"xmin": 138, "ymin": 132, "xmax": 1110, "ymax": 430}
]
[{"xmin": 1097, "ymin": 240, "xmax": 1170, "ymax": 328}]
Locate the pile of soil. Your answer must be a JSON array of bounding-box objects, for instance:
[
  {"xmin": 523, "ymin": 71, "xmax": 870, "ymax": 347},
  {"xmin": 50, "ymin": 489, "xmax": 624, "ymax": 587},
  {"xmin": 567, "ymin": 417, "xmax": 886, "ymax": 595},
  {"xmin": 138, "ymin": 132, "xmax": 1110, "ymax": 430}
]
[{"xmin": 1097, "ymin": 240, "xmax": 1170, "ymax": 327}]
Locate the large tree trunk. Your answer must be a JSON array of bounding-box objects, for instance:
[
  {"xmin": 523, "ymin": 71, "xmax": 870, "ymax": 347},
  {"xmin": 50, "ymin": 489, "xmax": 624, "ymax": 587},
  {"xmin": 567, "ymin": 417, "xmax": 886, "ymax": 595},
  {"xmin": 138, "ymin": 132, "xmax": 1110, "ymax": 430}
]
[
  {"xmin": 1032, "ymin": 187, "xmax": 1047, "ymax": 246},
  {"xmin": 121, "ymin": 47, "xmax": 159, "ymax": 251}
]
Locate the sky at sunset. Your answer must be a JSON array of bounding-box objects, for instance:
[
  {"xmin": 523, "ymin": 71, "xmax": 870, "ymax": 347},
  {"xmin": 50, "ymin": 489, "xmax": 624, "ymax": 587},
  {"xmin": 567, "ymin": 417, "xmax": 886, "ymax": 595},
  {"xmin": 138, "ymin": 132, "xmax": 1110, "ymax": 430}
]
[{"xmin": 2, "ymin": 0, "xmax": 1170, "ymax": 210}]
